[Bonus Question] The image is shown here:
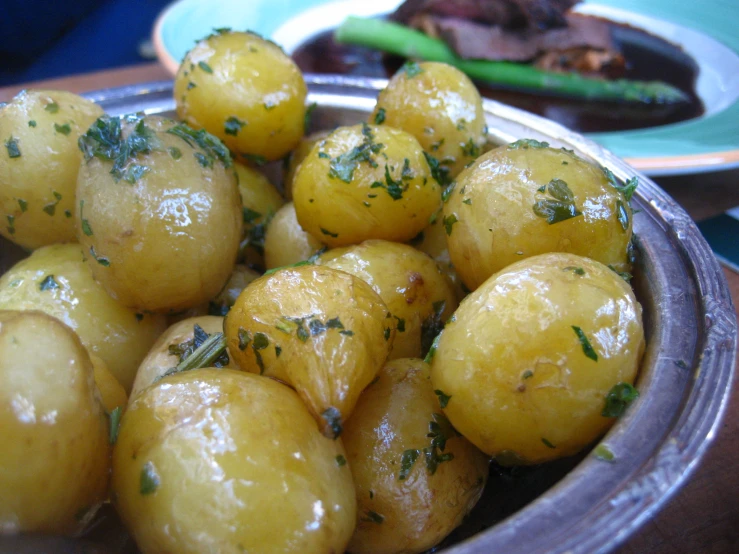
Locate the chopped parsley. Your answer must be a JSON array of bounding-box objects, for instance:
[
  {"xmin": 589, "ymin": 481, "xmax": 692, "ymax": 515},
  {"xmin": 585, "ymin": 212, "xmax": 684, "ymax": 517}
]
[
  {"xmin": 42, "ymin": 191, "xmax": 63, "ymax": 215},
  {"xmin": 328, "ymin": 123, "xmax": 383, "ymax": 183},
  {"xmin": 593, "ymin": 444, "xmax": 615, "ymax": 462},
  {"xmin": 238, "ymin": 327, "xmax": 251, "ymax": 351},
  {"xmin": 442, "ymin": 214, "xmax": 458, "ymax": 236},
  {"xmin": 224, "ymin": 116, "xmax": 246, "ymax": 136},
  {"xmin": 335, "ymin": 454, "xmax": 347, "ymax": 467},
  {"xmin": 461, "ymin": 138, "xmax": 480, "ymax": 158},
  {"xmin": 362, "ymin": 510, "xmax": 385, "ymax": 524},
  {"xmin": 608, "ymin": 264, "xmax": 632, "ymax": 282},
  {"xmin": 508, "ymin": 138, "xmax": 550, "ymax": 150},
  {"xmin": 108, "ymin": 406, "xmax": 122, "ymax": 445},
  {"xmin": 5, "ymin": 137, "xmax": 20, "ymax": 158},
  {"xmin": 241, "ymin": 153, "xmax": 267, "ymax": 166},
  {"xmin": 304, "ymin": 102, "xmax": 317, "ymax": 133},
  {"xmin": 54, "ymin": 123, "xmax": 71, "ymax": 135},
  {"xmin": 140, "ymin": 462, "xmax": 160, "ymax": 495},
  {"xmin": 320, "ymin": 227, "xmax": 338, "ymax": 238},
  {"xmin": 602, "ymin": 167, "xmax": 639, "ymax": 202},
  {"xmin": 572, "ymin": 326, "xmax": 598, "ymax": 361},
  {"xmin": 28, "ymin": 120, "xmax": 36, "ymax": 127},
  {"xmin": 397, "ymin": 413, "xmax": 456, "ymax": 480},
  {"xmin": 79, "ymin": 200, "xmax": 93, "ymax": 236},
  {"xmin": 168, "ymin": 324, "xmax": 229, "ymax": 367},
  {"xmin": 421, "ymin": 300, "xmax": 446, "ymax": 358},
  {"xmin": 401, "ymin": 60, "xmax": 423, "ymax": 78},
  {"xmin": 434, "ymin": 389, "xmax": 451, "ymax": 408},
  {"xmin": 563, "ymin": 266, "xmax": 585, "ymax": 276},
  {"xmin": 168, "ymin": 146, "xmax": 182, "ymax": 160},
  {"xmin": 462, "ymin": 198, "xmax": 472, "ymax": 205},
  {"xmin": 45, "ymin": 101, "xmax": 59, "ymax": 114},
  {"xmin": 252, "ymin": 332, "xmax": 270, "ymax": 373},
  {"xmin": 158, "ymin": 326, "xmax": 229, "ymax": 381},
  {"xmin": 198, "ymin": 61, "xmax": 213, "ymax": 73},
  {"xmin": 533, "ymin": 178, "xmax": 582, "ymax": 225},
  {"xmin": 194, "ymin": 152, "xmax": 212, "ymax": 168},
  {"xmin": 17, "ymin": 198, "xmax": 27, "ymax": 212},
  {"xmin": 423, "ymin": 151, "xmax": 452, "ymax": 187},
  {"xmin": 602, "ymin": 382, "xmax": 639, "ymax": 418},
  {"xmin": 322, "ymin": 407, "xmax": 343, "ymax": 438},
  {"xmin": 393, "ymin": 316, "xmax": 405, "ymax": 333},
  {"xmin": 6, "ymin": 215, "xmax": 14, "ymax": 235},
  {"xmin": 186, "ymin": 82, "xmax": 196, "ymax": 90},
  {"xmin": 423, "ymin": 332, "xmax": 441, "ymax": 364},
  {"xmin": 541, "ymin": 438, "xmax": 556, "ymax": 449},
  {"xmin": 39, "ymin": 275, "xmax": 60, "ymax": 291},
  {"xmin": 616, "ymin": 199, "xmax": 629, "ymax": 231},
  {"xmin": 242, "ymin": 207, "xmax": 261, "ymax": 224},
  {"xmin": 374, "ymin": 107, "xmax": 386, "ymax": 124},
  {"xmin": 89, "ymin": 245, "xmax": 110, "ymax": 267},
  {"xmin": 166, "ymin": 122, "xmax": 232, "ymax": 168}
]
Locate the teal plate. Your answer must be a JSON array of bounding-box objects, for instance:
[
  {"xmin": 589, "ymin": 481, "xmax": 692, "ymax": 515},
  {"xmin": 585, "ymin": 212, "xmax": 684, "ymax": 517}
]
[{"xmin": 153, "ymin": 0, "xmax": 739, "ymax": 176}]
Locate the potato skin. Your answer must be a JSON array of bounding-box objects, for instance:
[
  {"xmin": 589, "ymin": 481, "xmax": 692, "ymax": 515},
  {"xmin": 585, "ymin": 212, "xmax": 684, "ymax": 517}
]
[
  {"xmin": 130, "ymin": 316, "xmax": 237, "ymax": 399},
  {"xmin": 371, "ymin": 62, "xmax": 486, "ymax": 178},
  {"xmin": 0, "ymin": 243, "xmax": 167, "ymax": 392},
  {"xmin": 0, "ymin": 310, "xmax": 109, "ymax": 535},
  {"xmin": 430, "ymin": 253, "xmax": 645, "ymax": 463},
  {"xmin": 293, "ymin": 124, "xmax": 441, "ymax": 247},
  {"xmin": 90, "ymin": 354, "xmax": 127, "ymax": 413},
  {"xmin": 76, "ymin": 115, "xmax": 241, "ymax": 312},
  {"xmin": 264, "ymin": 202, "xmax": 324, "ymax": 270},
  {"xmin": 174, "ymin": 30, "xmax": 307, "ymax": 162},
  {"xmin": 343, "ymin": 358, "xmax": 488, "ymax": 554},
  {"xmin": 283, "ymin": 131, "xmax": 329, "ymax": 200},
  {"xmin": 319, "ymin": 240, "xmax": 457, "ymax": 359},
  {"xmin": 112, "ymin": 369, "xmax": 356, "ymax": 554},
  {"xmin": 445, "ymin": 144, "xmax": 633, "ymax": 290},
  {"xmin": 0, "ymin": 90, "xmax": 104, "ymax": 250},
  {"xmin": 225, "ymin": 265, "xmax": 394, "ymax": 437}
]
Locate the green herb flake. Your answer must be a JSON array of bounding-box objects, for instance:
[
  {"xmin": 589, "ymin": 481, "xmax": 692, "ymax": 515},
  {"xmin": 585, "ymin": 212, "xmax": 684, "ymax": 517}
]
[
  {"xmin": 140, "ymin": 462, "xmax": 160, "ymax": 495},
  {"xmin": 508, "ymin": 138, "xmax": 550, "ymax": 150},
  {"xmin": 238, "ymin": 327, "xmax": 251, "ymax": 351},
  {"xmin": 186, "ymin": 81, "xmax": 197, "ymax": 90},
  {"xmin": 423, "ymin": 332, "xmax": 442, "ymax": 364},
  {"xmin": 194, "ymin": 152, "xmax": 212, "ymax": 168},
  {"xmin": 28, "ymin": 120, "xmax": 36, "ymax": 127},
  {"xmin": 322, "ymin": 406, "xmax": 343, "ymax": 438},
  {"xmin": 108, "ymin": 406, "xmax": 122, "ymax": 444},
  {"xmin": 275, "ymin": 344, "xmax": 282, "ymax": 357},
  {"xmin": 399, "ymin": 449, "xmax": 420, "ymax": 480},
  {"xmin": 89, "ymin": 246, "xmax": 110, "ymax": 266},
  {"xmin": 54, "ymin": 123, "xmax": 72, "ymax": 135},
  {"xmin": 423, "ymin": 151, "xmax": 452, "ymax": 187},
  {"xmin": 336, "ymin": 454, "xmax": 347, "ymax": 467},
  {"xmin": 339, "ymin": 330, "xmax": 354, "ymax": 336},
  {"xmin": 443, "ymin": 213, "xmax": 458, "ymax": 236},
  {"xmin": 563, "ymin": 266, "xmax": 585, "ymax": 275},
  {"xmin": 401, "ymin": 60, "xmax": 423, "ymax": 78},
  {"xmin": 6, "ymin": 215, "xmax": 15, "ymax": 235},
  {"xmin": 602, "ymin": 382, "xmax": 639, "ymax": 418},
  {"xmin": 542, "ymin": 438, "xmax": 556, "ymax": 449},
  {"xmin": 593, "ymin": 444, "xmax": 615, "ymax": 462},
  {"xmin": 168, "ymin": 146, "xmax": 182, "ymax": 160},
  {"xmin": 441, "ymin": 181, "xmax": 456, "ymax": 203},
  {"xmin": 462, "ymin": 198, "xmax": 472, "ymax": 205},
  {"xmin": 384, "ymin": 327, "xmax": 391, "ymax": 341},
  {"xmin": 79, "ymin": 200, "xmax": 93, "ymax": 236},
  {"xmin": 45, "ymin": 102, "xmax": 59, "ymax": 114},
  {"xmin": 328, "ymin": 125, "xmax": 383, "ymax": 183},
  {"xmin": 461, "ymin": 138, "xmax": 480, "ymax": 158},
  {"xmin": 165, "ymin": 122, "xmax": 232, "ymax": 168},
  {"xmin": 198, "ymin": 61, "xmax": 213, "ymax": 73},
  {"xmin": 374, "ymin": 107, "xmax": 386, "ymax": 124},
  {"xmin": 5, "ymin": 137, "xmax": 20, "ymax": 158},
  {"xmin": 135, "ymin": 313, "xmax": 144, "ymax": 322},
  {"xmin": 434, "ymin": 389, "xmax": 451, "ymax": 408},
  {"xmin": 224, "ymin": 116, "xmax": 246, "ymax": 136},
  {"xmin": 616, "ymin": 199, "xmax": 629, "ymax": 231},
  {"xmin": 608, "ymin": 264, "xmax": 632, "ymax": 282},
  {"xmin": 252, "ymin": 332, "xmax": 269, "ymax": 373},
  {"xmin": 363, "ymin": 510, "xmax": 385, "ymax": 524},
  {"xmin": 394, "ymin": 316, "xmax": 406, "ymax": 333},
  {"xmin": 572, "ymin": 325, "xmax": 598, "ymax": 361},
  {"xmin": 533, "ymin": 178, "xmax": 582, "ymax": 225},
  {"xmin": 39, "ymin": 275, "xmax": 60, "ymax": 291},
  {"xmin": 241, "ymin": 153, "xmax": 267, "ymax": 166},
  {"xmin": 17, "ymin": 199, "xmax": 27, "ymax": 212},
  {"xmin": 304, "ymin": 102, "xmax": 317, "ymax": 133},
  {"xmin": 522, "ymin": 370, "xmax": 534, "ymax": 380},
  {"xmin": 320, "ymin": 227, "xmax": 338, "ymax": 238},
  {"xmin": 317, "ymin": 151, "xmax": 330, "ymax": 159}
]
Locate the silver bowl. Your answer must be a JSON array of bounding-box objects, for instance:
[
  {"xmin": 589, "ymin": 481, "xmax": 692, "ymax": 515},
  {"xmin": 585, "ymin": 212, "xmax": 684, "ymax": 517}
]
[{"xmin": 0, "ymin": 76, "xmax": 736, "ymax": 554}]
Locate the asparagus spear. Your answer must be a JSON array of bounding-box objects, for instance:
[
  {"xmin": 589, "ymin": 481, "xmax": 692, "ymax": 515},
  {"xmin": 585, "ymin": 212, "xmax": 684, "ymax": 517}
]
[{"xmin": 334, "ymin": 16, "xmax": 689, "ymax": 105}]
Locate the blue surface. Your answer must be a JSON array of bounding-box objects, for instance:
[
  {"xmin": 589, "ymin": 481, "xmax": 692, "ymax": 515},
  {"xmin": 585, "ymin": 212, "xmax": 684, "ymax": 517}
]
[{"xmin": 0, "ymin": 0, "xmax": 171, "ymax": 87}]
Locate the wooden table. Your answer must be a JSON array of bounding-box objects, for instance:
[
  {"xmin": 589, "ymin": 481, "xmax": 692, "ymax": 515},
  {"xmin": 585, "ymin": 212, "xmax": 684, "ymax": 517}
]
[{"xmin": 2, "ymin": 63, "xmax": 737, "ymax": 553}]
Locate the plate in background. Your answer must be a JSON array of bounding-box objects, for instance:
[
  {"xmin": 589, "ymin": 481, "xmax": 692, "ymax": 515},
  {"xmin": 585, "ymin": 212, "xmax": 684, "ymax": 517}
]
[{"xmin": 153, "ymin": 0, "xmax": 739, "ymax": 176}]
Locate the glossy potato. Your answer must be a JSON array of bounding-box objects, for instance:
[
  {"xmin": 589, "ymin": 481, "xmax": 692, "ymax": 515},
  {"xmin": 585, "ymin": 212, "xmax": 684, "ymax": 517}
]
[
  {"xmin": 0, "ymin": 310, "xmax": 109, "ymax": 535},
  {"xmin": 76, "ymin": 114, "xmax": 241, "ymax": 312},
  {"xmin": 113, "ymin": 369, "xmax": 356, "ymax": 554},
  {"xmin": 207, "ymin": 264, "xmax": 261, "ymax": 317},
  {"xmin": 343, "ymin": 358, "xmax": 488, "ymax": 554},
  {"xmin": 319, "ymin": 240, "xmax": 457, "ymax": 359},
  {"xmin": 225, "ymin": 265, "xmax": 393, "ymax": 437},
  {"xmin": 444, "ymin": 142, "xmax": 634, "ymax": 290},
  {"xmin": 264, "ymin": 202, "xmax": 324, "ymax": 270},
  {"xmin": 371, "ymin": 62, "xmax": 486, "ymax": 178},
  {"xmin": 130, "ymin": 316, "xmax": 237, "ymax": 399},
  {"xmin": 0, "ymin": 90, "xmax": 104, "ymax": 250},
  {"xmin": 235, "ymin": 162, "xmax": 284, "ymax": 269},
  {"xmin": 174, "ymin": 30, "xmax": 307, "ymax": 162},
  {"xmin": 430, "ymin": 253, "xmax": 645, "ymax": 463},
  {"xmin": 0, "ymin": 243, "xmax": 167, "ymax": 392},
  {"xmin": 90, "ymin": 354, "xmax": 127, "ymax": 413},
  {"xmin": 293, "ymin": 124, "xmax": 441, "ymax": 247},
  {"xmin": 283, "ymin": 131, "xmax": 329, "ymax": 200}
]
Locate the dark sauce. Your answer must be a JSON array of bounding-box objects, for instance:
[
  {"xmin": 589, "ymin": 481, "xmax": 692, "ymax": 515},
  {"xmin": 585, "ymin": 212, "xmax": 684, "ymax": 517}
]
[{"xmin": 292, "ymin": 21, "xmax": 704, "ymax": 133}]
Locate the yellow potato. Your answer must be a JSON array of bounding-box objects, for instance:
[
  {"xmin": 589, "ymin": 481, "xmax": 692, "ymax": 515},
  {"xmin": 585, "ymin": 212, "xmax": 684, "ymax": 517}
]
[
  {"xmin": 371, "ymin": 61, "xmax": 486, "ymax": 178},
  {"xmin": 90, "ymin": 354, "xmax": 127, "ymax": 413},
  {"xmin": 225, "ymin": 265, "xmax": 393, "ymax": 437},
  {"xmin": 0, "ymin": 310, "xmax": 109, "ymax": 535},
  {"xmin": 0, "ymin": 90, "xmax": 104, "ymax": 250},
  {"xmin": 235, "ymin": 162, "xmax": 284, "ymax": 269},
  {"xmin": 264, "ymin": 202, "xmax": 325, "ymax": 270},
  {"xmin": 343, "ymin": 358, "xmax": 488, "ymax": 554},
  {"xmin": 0, "ymin": 243, "xmax": 167, "ymax": 392},
  {"xmin": 319, "ymin": 240, "xmax": 457, "ymax": 359},
  {"xmin": 293, "ymin": 124, "xmax": 441, "ymax": 247},
  {"xmin": 430, "ymin": 253, "xmax": 645, "ymax": 463},
  {"xmin": 130, "ymin": 316, "xmax": 236, "ymax": 399},
  {"xmin": 112, "ymin": 369, "xmax": 356, "ymax": 554},
  {"xmin": 444, "ymin": 142, "xmax": 634, "ymax": 290},
  {"xmin": 174, "ymin": 29, "xmax": 307, "ymax": 162},
  {"xmin": 207, "ymin": 264, "xmax": 261, "ymax": 317},
  {"xmin": 76, "ymin": 114, "xmax": 241, "ymax": 312},
  {"xmin": 283, "ymin": 131, "xmax": 329, "ymax": 200}
]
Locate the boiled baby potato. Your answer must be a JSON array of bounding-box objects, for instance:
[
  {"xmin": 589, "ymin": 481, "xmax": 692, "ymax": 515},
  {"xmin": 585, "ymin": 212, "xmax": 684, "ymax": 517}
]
[
  {"xmin": 0, "ymin": 310, "xmax": 109, "ymax": 535},
  {"xmin": 430, "ymin": 253, "xmax": 645, "ymax": 464},
  {"xmin": 235, "ymin": 162, "xmax": 284, "ymax": 269},
  {"xmin": 319, "ymin": 240, "xmax": 457, "ymax": 359},
  {"xmin": 225, "ymin": 265, "xmax": 394, "ymax": 437},
  {"xmin": 343, "ymin": 358, "xmax": 488, "ymax": 554},
  {"xmin": 283, "ymin": 131, "xmax": 329, "ymax": 200},
  {"xmin": 0, "ymin": 90, "xmax": 104, "ymax": 250},
  {"xmin": 76, "ymin": 114, "xmax": 241, "ymax": 313},
  {"xmin": 112, "ymin": 369, "xmax": 355, "ymax": 554},
  {"xmin": 174, "ymin": 29, "xmax": 307, "ymax": 162},
  {"xmin": 207, "ymin": 264, "xmax": 261, "ymax": 317},
  {"xmin": 90, "ymin": 354, "xmax": 127, "ymax": 413},
  {"xmin": 371, "ymin": 61, "xmax": 486, "ymax": 178},
  {"xmin": 293, "ymin": 123, "xmax": 441, "ymax": 247},
  {"xmin": 264, "ymin": 202, "xmax": 324, "ymax": 270},
  {"xmin": 0, "ymin": 243, "xmax": 167, "ymax": 392},
  {"xmin": 444, "ymin": 141, "xmax": 634, "ymax": 290},
  {"xmin": 130, "ymin": 316, "xmax": 236, "ymax": 399}
]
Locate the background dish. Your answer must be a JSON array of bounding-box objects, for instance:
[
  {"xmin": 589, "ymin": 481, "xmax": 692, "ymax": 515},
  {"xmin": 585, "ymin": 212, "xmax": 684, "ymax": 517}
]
[{"xmin": 153, "ymin": 0, "xmax": 739, "ymax": 176}]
